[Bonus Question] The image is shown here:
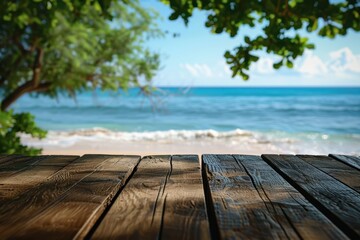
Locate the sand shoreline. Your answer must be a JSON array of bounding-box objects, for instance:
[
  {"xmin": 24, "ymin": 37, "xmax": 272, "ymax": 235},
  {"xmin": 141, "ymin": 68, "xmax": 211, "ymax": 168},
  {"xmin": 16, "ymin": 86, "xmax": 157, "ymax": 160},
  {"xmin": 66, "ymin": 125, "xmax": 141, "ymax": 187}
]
[{"xmin": 36, "ymin": 138, "xmax": 289, "ymax": 156}]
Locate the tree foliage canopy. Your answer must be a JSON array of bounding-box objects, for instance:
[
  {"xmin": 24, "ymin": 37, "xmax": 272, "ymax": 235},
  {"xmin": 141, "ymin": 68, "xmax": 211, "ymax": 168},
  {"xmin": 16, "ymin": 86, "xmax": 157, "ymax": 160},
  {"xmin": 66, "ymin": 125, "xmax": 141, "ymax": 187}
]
[
  {"xmin": 0, "ymin": 0, "xmax": 161, "ymax": 154},
  {"xmin": 162, "ymin": 0, "xmax": 360, "ymax": 79},
  {"xmin": 1, "ymin": 0, "xmax": 160, "ymax": 110}
]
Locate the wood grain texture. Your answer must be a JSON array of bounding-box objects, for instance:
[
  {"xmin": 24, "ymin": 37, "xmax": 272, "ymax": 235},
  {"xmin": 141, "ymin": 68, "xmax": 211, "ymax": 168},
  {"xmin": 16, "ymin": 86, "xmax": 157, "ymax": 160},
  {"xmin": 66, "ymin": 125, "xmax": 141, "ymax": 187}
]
[
  {"xmin": 0, "ymin": 155, "xmax": 33, "ymax": 175},
  {"xmin": 0, "ymin": 154, "xmax": 23, "ymax": 165},
  {"xmin": 0, "ymin": 155, "xmax": 9, "ymax": 164},
  {"xmin": 329, "ymin": 154, "xmax": 360, "ymax": 171},
  {"xmin": 160, "ymin": 155, "xmax": 210, "ymax": 240},
  {"xmin": 92, "ymin": 155, "xmax": 210, "ymax": 240},
  {"xmin": 0, "ymin": 155, "xmax": 72, "ymax": 179},
  {"xmin": 203, "ymin": 154, "xmax": 347, "ymax": 240},
  {"xmin": 262, "ymin": 154, "xmax": 360, "ymax": 239},
  {"xmin": 0, "ymin": 154, "xmax": 139, "ymax": 239},
  {"xmin": 298, "ymin": 155, "xmax": 360, "ymax": 193},
  {"xmin": 0, "ymin": 155, "xmax": 78, "ymax": 200},
  {"xmin": 1, "ymin": 154, "xmax": 359, "ymax": 240}
]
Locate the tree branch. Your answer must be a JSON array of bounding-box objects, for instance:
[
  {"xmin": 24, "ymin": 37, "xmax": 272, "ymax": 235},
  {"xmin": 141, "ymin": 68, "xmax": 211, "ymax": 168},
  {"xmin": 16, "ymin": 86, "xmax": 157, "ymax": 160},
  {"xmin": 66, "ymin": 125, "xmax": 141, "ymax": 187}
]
[
  {"xmin": 1, "ymin": 82, "xmax": 52, "ymax": 111},
  {"xmin": 31, "ymin": 48, "xmax": 44, "ymax": 87},
  {"xmin": 1, "ymin": 48, "xmax": 45, "ymax": 111},
  {"xmin": 34, "ymin": 82, "xmax": 52, "ymax": 92},
  {"xmin": 1, "ymin": 81, "xmax": 34, "ymax": 111},
  {"xmin": 276, "ymin": 0, "xmax": 281, "ymax": 14}
]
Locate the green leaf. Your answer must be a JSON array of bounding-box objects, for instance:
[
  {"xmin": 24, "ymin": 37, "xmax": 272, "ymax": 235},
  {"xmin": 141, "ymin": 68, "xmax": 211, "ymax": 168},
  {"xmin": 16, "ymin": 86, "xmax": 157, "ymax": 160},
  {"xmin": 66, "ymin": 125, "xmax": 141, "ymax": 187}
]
[
  {"xmin": 286, "ymin": 60, "xmax": 293, "ymax": 68},
  {"xmin": 169, "ymin": 12, "xmax": 178, "ymax": 20},
  {"xmin": 306, "ymin": 43, "xmax": 315, "ymax": 49},
  {"xmin": 0, "ymin": 110, "xmax": 46, "ymax": 155},
  {"xmin": 224, "ymin": 51, "xmax": 232, "ymax": 58},
  {"xmin": 273, "ymin": 60, "xmax": 283, "ymax": 69}
]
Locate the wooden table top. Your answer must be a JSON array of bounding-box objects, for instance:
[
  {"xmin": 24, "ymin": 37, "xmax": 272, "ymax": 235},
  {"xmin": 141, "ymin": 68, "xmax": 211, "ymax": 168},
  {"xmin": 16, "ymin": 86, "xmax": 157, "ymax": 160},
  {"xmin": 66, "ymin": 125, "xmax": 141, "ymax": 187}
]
[{"xmin": 0, "ymin": 154, "xmax": 359, "ymax": 239}]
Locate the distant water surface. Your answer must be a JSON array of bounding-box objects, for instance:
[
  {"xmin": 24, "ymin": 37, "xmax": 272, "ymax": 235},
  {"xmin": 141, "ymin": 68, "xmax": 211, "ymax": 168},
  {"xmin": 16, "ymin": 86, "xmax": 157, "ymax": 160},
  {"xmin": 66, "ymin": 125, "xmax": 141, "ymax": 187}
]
[{"xmin": 14, "ymin": 87, "xmax": 360, "ymax": 154}]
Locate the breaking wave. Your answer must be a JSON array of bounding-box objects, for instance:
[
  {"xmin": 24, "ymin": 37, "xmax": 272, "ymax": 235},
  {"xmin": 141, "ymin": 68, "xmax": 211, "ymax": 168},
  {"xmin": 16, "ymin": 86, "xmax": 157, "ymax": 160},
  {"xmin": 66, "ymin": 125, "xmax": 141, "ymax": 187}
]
[{"xmin": 45, "ymin": 128, "xmax": 256, "ymax": 141}]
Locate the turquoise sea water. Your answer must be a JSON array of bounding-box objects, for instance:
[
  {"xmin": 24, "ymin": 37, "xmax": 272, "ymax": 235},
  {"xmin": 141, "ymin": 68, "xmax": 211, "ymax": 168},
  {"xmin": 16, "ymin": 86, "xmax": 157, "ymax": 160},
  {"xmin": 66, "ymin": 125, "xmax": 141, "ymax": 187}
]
[{"xmin": 14, "ymin": 87, "xmax": 360, "ymax": 154}]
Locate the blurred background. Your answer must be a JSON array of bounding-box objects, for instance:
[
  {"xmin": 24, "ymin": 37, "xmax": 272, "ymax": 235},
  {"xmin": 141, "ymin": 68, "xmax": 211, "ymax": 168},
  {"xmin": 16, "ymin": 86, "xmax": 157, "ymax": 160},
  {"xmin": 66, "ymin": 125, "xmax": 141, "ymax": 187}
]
[{"xmin": 1, "ymin": 0, "xmax": 359, "ymax": 155}]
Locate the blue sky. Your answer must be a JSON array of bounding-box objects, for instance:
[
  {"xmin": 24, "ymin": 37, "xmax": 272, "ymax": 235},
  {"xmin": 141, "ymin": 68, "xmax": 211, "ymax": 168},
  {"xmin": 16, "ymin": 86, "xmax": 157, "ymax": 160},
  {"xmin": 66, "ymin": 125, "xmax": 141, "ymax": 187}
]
[{"xmin": 143, "ymin": 1, "xmax": 360, "ymax": 87}]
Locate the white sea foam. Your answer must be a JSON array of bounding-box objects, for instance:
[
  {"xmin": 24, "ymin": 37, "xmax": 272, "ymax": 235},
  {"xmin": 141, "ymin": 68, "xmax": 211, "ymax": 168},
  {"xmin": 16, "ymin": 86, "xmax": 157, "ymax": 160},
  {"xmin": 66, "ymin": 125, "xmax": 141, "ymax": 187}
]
[
  {"xmin": 22, "ymin": 128, "xmax": 271, "ymax": 149},
  {"xmin": 21, "ymin": 128, "xmax": 360, "ymax": 155},
  {"xmin": 46, "ymin": 128, "xmax": 255, "ymax": 141}
]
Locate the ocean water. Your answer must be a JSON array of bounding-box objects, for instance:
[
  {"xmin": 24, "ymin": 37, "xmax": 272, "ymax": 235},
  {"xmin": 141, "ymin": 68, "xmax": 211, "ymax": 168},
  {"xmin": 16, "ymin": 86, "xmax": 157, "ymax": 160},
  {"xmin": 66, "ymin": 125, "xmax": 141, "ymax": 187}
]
[{"xmin": 13, "ymin": 87, "xmax": 360, "ymax": 154}]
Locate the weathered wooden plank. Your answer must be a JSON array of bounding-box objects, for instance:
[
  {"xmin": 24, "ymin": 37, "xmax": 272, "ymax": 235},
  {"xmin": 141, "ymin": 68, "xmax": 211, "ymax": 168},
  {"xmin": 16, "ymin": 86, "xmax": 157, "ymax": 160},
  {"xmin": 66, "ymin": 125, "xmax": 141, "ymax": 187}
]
[
  {"xmin": 0, "ymin": 155, "xmax": 78, "ymax": 180},
  {"xmin": 329, "ymin": 154, "xmax": 360, "ymax": 171},
  {"xmin": 263, "ymin": 154, "xmax": 360, "ymax": 239},
  {"xmin": 0, "ymin": 155, "xmax": 78, "ymax": 200},
  {"xmin": 298, "ymin": 155, "xmax": 360, "ymax": 193},
  {"xmin": 160, "ymin": 155, "xmax": 210, "ymax": 240},
  {"xmin": 92, "ymin": 155, "xmax": 171, "ymax": 239},
  {"xmin": 204, "ymin": 154, "xmax": 287, "ymax": 240},
  {"xmin": 92, "ymin": 155, "xmax": 210, "ymax": 240},
  {"xmin": 0, "ymin": 156, "xmax": 56, "ymax": 181},
  {"xmin": 203, "ymin": 154, "xmax": 347, "ymax": 240},
  {"xmin": 0, "ymin": 154, "xmax": 140, "ymax": 239},
  {"xmin": 236, "ymin": 155, "xmax": 350, "ymax": 239},
  {"xmin": 0, "ymin": 154, "xmax": 72, "ymax": 178},
  {"xmin": 0, "ymin": 155, "xmax": 33, "ymax": 172},
  {"xmin": 0, "ymin": 154, "xmax": 23, "ymax": 165}
]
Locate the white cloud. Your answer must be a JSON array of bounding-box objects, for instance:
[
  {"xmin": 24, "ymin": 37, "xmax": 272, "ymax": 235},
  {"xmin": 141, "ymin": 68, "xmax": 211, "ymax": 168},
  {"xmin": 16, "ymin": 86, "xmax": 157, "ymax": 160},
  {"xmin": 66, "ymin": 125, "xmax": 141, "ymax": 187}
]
[
  {"xmin": 328, "ymin": 47, "xmax": 360, "ymax": 73},
  {"xmin": 195, "ymin": 64, "xmax": 213, "ymax": 77},
  {"xmin": 294, "ymin": 48, "xmax": 360, "ymax": 77},
  {"xmin": 295, "ymin": 50, "xmax": 328, "ymax": 75},
  {"xmin": 180, "ymin": 63, "xmax": 214, "ymax": 78},
  {"xmin": 181, "ymin": 64, "xmax": 199, "ymax": 77},
  {"xmin": 177, "ymin": 47, "xmax": 359, "ymax": 85},
  {"xmin": 251, "ymin": 57, "xmax": 275, "ymax": 74},
  {"xmin": 221, "ymin": 62, "xmax": 232, "ymax": 75}
]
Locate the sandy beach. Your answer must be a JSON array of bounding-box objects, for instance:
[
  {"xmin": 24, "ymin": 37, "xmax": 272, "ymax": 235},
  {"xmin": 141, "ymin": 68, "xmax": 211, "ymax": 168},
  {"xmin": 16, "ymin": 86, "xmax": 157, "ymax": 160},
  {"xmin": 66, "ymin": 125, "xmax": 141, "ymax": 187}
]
[{"xmin": 39, "ymin": 139, "xmax": 284, "ymax": 156}]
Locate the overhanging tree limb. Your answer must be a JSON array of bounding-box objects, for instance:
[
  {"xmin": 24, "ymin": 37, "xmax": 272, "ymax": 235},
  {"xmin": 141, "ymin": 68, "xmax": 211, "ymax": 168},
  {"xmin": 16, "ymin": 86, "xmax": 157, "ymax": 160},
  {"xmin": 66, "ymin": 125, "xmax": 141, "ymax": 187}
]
[
  {"xmin": 1, "ymin": 82, "xmax": 51, "ymax": 111},
  {"xmin": 162, "ymin": 0, "xmax": 360, "ymax": 79}
]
